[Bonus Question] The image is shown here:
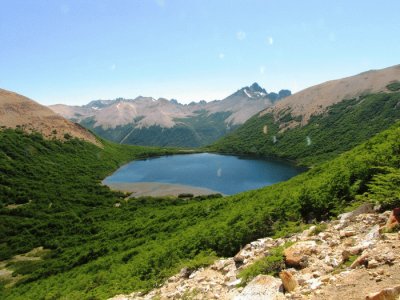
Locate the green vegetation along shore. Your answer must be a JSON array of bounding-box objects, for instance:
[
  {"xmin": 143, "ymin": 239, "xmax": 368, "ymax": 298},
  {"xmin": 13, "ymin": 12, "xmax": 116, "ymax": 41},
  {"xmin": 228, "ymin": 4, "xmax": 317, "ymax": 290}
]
[
  {"xmin": 1, "ymin": 120, "xmax": 399, "ymax": 299},
  {"xmin": 209, "ymin": 91, "xmax": 400, "ymax": 165}
]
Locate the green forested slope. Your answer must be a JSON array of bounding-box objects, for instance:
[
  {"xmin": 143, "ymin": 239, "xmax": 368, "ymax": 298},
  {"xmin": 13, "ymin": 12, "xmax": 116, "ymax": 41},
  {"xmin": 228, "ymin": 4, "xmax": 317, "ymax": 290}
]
[
  {"xmin": 1, "ymin": 122, "xmax": 399, "ymax": 299},
  {"xmin": 0, "ymin": 131, "xmax": 177, "ymax": 255},
  {"xmin": 82, "ymin": 111, "xmax": 238, "ymax": 148},
  {"xmin": 209, "ymin": 92, "xmax": 400, "ymax": 165}
]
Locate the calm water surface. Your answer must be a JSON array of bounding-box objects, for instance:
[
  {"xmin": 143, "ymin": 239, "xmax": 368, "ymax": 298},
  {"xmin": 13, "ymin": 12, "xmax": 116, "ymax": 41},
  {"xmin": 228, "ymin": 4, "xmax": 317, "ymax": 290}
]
[{"xmin": 104, "ymin": 153, "xmax": 303, "ymax": 195}]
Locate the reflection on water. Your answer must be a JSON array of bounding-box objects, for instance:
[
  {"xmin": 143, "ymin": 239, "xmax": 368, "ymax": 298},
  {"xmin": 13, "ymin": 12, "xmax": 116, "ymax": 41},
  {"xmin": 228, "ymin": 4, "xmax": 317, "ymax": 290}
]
[{"xmin": 104, "ymin": 153, "xmax": 303, "ymax": 195}]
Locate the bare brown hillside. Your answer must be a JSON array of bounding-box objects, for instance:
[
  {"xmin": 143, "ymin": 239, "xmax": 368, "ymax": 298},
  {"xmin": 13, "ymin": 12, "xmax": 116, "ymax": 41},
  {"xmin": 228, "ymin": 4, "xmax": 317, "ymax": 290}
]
[
  {"xmin": 0, "ymin": 88, "xmax": 100, "ymax": 146},
  {"xmin": 261, "ymin": 64, "xmax": 400, "ymax": 125}
]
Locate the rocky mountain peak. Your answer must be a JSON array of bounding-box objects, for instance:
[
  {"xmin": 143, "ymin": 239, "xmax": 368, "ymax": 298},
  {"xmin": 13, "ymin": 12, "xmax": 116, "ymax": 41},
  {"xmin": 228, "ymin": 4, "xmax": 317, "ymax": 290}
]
[
  {"xmin": 278, "ymin": 89, "xmax": 292, "ymax": 99},
  {"xmin": 249, "ymin": 82, "xmax": 267, "ymax": 94},
  {"xmin": 232, "ymin": 83, "xmax": 268, "ymax": 98},
  {"xmin": 85, "ymin": 99, "xmax": 116, "ymax": 109},
  {"xmin": 231, "ymin": 83, "xmax": 291, "ymax": 101}
]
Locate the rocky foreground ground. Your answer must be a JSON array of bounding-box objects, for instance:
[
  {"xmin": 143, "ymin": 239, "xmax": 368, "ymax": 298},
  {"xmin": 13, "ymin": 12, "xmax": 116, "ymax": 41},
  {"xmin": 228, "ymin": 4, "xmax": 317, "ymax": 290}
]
[{"xmin": 111, "ymin": 205, "xmax": 400, "ymax": 300}]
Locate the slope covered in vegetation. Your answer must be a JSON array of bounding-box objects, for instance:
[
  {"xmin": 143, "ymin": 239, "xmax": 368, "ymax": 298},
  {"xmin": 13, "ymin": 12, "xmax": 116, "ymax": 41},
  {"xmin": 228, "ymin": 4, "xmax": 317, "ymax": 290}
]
[
  {"xmin": 209, "ymin": 91, "xmax": 400, "ymax": 165},
  {"xmin": 1, "ymin": 120, "xmax": 399, "ymax": 299},
  {"xmin": 81, "ymin": 111, "xmax": 238, "ymax": 148}
]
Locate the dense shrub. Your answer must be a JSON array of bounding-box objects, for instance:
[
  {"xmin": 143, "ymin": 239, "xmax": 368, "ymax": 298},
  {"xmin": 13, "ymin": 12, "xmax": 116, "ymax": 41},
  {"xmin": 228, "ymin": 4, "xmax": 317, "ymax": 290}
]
[
  {"xmin": 1, "ymin": 121, "xmax": 400, "ymax": 299},
  {"xmin": 387, "ymin": 82, "xmax": 400, "ymax": 91}
]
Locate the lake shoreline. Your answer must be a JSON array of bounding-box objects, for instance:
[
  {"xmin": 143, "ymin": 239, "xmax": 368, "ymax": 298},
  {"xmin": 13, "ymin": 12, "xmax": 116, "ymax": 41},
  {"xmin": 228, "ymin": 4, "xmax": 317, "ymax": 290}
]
[
  {"xmin": 104, "ymin": 182, "xmax": 224, "ymax": 197},
  {"xmin": 103, "ymin": 153, "xmax": 303, "ymax": 195}
]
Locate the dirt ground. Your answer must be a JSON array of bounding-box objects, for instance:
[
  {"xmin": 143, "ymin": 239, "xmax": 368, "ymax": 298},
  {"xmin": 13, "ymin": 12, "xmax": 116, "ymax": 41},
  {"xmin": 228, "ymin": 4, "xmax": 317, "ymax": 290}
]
[{"xmin": 105, "ymin": 182, "xmax": 222, "ymax": 197}]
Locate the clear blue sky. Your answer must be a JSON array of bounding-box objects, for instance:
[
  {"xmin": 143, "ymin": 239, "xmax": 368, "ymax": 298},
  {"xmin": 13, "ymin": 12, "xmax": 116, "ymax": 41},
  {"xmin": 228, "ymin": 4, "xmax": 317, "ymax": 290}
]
[{"xmin": 1, "ymin": 0, "xmax": 399, "ymax": 105}]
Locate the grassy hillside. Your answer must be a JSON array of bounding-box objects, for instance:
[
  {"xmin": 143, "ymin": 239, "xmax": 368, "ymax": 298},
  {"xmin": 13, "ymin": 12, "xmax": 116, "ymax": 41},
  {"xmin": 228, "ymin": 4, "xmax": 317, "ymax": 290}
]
[
  {"xmin": 209, "ymin": 91, "xmax": 400, "ymax": 165},
  {"xmin": 1, "ymin": 121, "xmax": 400, "ymax": 299},
  {"xmin": 81, "ymin": 111, "xmax": 238, "ymax": 148}
]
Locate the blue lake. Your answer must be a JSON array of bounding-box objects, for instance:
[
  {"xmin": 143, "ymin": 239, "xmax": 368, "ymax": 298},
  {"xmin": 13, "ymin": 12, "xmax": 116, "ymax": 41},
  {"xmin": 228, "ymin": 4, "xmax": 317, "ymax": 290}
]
[{"xmin": 104, "ymin": 153, "xmax": 303, "ymax": 195}]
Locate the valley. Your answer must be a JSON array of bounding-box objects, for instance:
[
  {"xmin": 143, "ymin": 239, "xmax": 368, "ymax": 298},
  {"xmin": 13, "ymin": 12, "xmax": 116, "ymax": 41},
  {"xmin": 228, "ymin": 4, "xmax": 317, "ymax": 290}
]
[
  {"xmin": 50, "ymin": 83, "xmax": 291, "ymax": 147},
  {"xmin": 0, "ymin": 62, "xmax": 400, "ymax": 299},
  {"xmin": 1, "ymin": 119, "xmax": 400, "ymax": 299},
  {"xmin": 2, "ymin": 1, "xmax": 400, "ymax": 299}
]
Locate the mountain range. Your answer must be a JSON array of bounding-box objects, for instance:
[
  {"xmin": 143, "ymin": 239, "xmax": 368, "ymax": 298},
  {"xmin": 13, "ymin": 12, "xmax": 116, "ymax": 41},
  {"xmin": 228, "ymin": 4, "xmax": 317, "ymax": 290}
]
[{"xmin": 49, "ymin": 83, "xmax": 291, "ymax": 147}]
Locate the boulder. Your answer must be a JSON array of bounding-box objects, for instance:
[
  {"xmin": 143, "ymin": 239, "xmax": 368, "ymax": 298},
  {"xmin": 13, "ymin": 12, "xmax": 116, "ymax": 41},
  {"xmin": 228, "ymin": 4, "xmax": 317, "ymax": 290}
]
[
  {"xmin": 323, "ymin": 255, "xmax": 340, "ymax": 267},
  {"xmin": 338, "ymin": 203, "xmax": 374, "ymax": 223},
  {"xmin": 211, "ymin": 259, "xmax": 227, "ymax": 271},
  {"xmin": 233, "ymin": 254, "xmax": 245, "ymax": 267},
  {"xmin": 226, "ymin": 278, "xmax": 242, "ymax": 290},
  {"xmin": 234, "ymin": 275, "xmax": 285, "ymax": 300},
  {"xmin": 384, "ymin": 208, "xmax": 400, "ymax": 231},
  {"xmin": 378, "ymin": 251, "xmax": 395, "ymax": 265},
  {"xmin": 346, "ymin": 245, "xmax": 366, "ymax": 256},
  {"xmin": 279, "ymin": 270, "xmax": 298, "ymax": 292},
  {"xmin": 342, "ymin": 249, "xmax": 351, "ymax": 261},
  {"xmin": 366, "ymin": 285, "xmax": 400, "ymax": 300},
  {"xmin": 243, "ymin": 244, "xmax": 252, "ymax": 251},
  {"xmin": 350, "ymin": 253, "xmax": 369, "ymax": 269},
  {"xmin": 306, "ymin": 277, "xmax": 323, "ymax": 290},
  {"xmin": 318, "ymin": 232, "xmax": 331, "ymax": 240},
  {"xmin": 179, "ymin": 267, "xmax": 193, "ymax": 278},
  {"xmin": 339, "ymin": 230, "xmax": 356, "ymax": 238},
  {"xmin": 342, "ymin": 246, "xmax": 365, "ymax": 262},
  {"xmin": 320, "ymin": 275, "xmax": 331, "ymax": 283},
  {"xmin": 367, "ymin": 259, "xmax": 379, "ymax": 269},
  {"xmin": 284, "ymin": 241, "xmax": 317, "ymax": 268},
  {"xmin": 300, "ymin": 225, "xmax": 316, "ymax": 238}
]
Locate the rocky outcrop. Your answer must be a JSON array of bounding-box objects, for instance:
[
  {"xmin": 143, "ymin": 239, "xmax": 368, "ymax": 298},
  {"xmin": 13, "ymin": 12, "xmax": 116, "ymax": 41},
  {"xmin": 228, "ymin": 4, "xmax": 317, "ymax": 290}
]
[
  {"xmin": 110, "ymin": 208, "xmax": 400, "ymax": 300},
  {"xmin": 279, "ymin": 271, "xmax": 298, "ymax": 292},
  {"xmin": 234, "ymin": 275, "xmax": 284, "ymax": 300},
  {"xmin": 283, "ymin": 241, "xmax": 317, "ymax": 268},
  {"xmin": 384, "ymin": 208, "xmax": 400, "ymax": 231},
  {"xmin": 366, "ymin": 285, "xmax": 400, "ymax": 300}
]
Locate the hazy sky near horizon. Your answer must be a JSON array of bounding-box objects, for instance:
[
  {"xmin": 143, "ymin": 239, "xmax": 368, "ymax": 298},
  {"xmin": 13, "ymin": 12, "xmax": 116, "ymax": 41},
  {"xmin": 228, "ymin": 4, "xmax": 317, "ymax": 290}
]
[{"xmin": 1, "ymin": 0, "xmax": 399, "ymax": 105}]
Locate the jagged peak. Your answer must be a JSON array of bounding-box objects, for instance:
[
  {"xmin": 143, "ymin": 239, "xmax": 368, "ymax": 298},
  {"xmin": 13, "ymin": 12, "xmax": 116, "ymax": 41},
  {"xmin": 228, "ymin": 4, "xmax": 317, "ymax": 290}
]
[
  {"xmin": 229, "ymin": 83, "xmax": 291, "ymax": 101},
  {"xmin": 249, "ymin": 82, "xmax": 267, "ymax": 94}
]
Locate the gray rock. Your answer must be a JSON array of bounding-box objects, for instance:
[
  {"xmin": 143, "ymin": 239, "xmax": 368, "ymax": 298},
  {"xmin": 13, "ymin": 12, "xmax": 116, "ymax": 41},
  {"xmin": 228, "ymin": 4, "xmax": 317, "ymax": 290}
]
[
  {"xmin": 338, "ymin": 203, "xmax": 374, "ymax": 223},
  {"xmin": 234, "ymin": 275, "xmax": 285, "ymax": 300}
]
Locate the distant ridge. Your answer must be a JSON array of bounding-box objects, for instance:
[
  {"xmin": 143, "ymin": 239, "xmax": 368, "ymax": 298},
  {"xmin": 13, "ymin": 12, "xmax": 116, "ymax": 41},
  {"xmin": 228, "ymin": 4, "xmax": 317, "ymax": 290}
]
[{"xmin": 50, "ymin": 84, "xmax": 291, "ymax": 147}]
